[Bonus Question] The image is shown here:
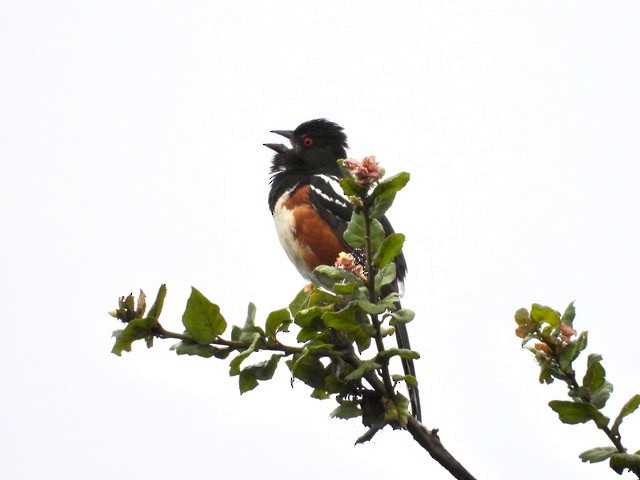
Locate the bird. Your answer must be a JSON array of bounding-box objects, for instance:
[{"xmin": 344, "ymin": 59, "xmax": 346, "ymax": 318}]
[{"xmin": 265, "ymin": 118, "xmax": 421, "ymax": 422}]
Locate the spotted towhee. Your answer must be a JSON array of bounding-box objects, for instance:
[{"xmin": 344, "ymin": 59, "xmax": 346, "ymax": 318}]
[{"xmin": 265, "ymin": 119, "xmax": 421, "ymax": 421}]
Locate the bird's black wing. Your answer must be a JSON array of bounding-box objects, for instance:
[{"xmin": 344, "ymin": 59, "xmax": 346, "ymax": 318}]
[{"xmin": 308, "ymin": 175, "xmax": 353, "ymax": 246}]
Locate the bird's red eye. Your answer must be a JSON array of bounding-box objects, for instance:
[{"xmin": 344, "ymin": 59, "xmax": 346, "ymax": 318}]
[{"xmin": 303, "ymin": 137, "xmax": 313, "ymax": 147}]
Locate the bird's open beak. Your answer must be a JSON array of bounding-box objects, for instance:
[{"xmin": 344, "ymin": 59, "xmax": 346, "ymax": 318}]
[
  {"xmin": 270, "ymin": 129, "xmax": 294, "ymax": 140},
  {"xmin": 263, "ymin": 143, "xmax": 290, "ymax": 154}
]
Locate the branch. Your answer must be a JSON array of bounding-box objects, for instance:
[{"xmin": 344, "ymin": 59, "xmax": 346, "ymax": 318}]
[
  {"xmin": 406, "ymin": 417, "xmax": 478, "ymax": 480},
  {"xmin": 565, "ymin": 367, "xmax": 627, "ymax": 454},
  {"xmin": 153, "ymin": 313, "xmax": 478, "ymax": 480},
  {"xmin": 153, "ymin": 325, "xmax": 346, "ymax": 360},
  {"xmin": 343, "ymin": 348, "xmax": 478, "ymax": 480},
  {"xmin": 516, "ymin": 303, "xmax": 640, "ymax": 477}
]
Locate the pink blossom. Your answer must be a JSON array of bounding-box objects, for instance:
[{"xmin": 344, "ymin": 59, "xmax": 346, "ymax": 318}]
[
  {"xmin": 343, "ymin": 156, "xmax": 384, "ymax": 186},
  {"xmin": 334, "ymin": 252, "xmax": 364, "ymax": 277}
]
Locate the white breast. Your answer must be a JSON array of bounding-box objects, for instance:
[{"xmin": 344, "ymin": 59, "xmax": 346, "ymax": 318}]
[{"xmin": 272, "ymin": 192, "xmax": 316, "ymax": 282}]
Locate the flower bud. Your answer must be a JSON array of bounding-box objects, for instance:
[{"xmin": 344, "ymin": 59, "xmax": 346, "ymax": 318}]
[
  {"xmin": 560, "ymin": 323, "xmax": 577, "ymax": 338},
  {"xmin": 515, "ymin": 325, "xmax": 530, "ymax": 338},
  {"xmin": 136, "ymin": 290, "xmax": 146, "ymax": 316},
  {"xmin": 534, "ymin": 343, "xmax": 552, "ymax": 356},
  {"xmin": 335, "ymin": 252, "xmax": 364, "ymax": 276},
  {"xmin": 514, "ymin": 308, "xmax": 529, "ymax": 325}
]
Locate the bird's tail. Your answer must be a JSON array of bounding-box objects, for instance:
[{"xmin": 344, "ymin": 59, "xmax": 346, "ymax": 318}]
[{"xmin": 394, "ymin": 319, "xmax": 422, "ymax": 422}]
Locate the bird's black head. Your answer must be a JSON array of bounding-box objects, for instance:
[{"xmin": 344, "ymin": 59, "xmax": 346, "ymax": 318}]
[{"xmin": 267, "ymin": 119, "xmax": 348, "ymax": 177}]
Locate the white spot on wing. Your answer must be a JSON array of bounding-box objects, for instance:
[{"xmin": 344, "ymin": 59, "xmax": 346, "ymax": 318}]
[{"xmin": 310, "ymin": 175, "xmax": 349, "ymax": 209}]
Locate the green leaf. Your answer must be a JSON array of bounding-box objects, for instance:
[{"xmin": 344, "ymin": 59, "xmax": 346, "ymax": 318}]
[
  {"xmin": 311, "ymin": 389, "xmax": 331, "ymax": 399},
  {"xmin": 568, "ymin": 386, "xmax": 591, "ymax": 400},
  {"xmin": 344, "ymin": 359, "xmax": 380, "ymax": 381},
  {"xmin": 238, "ymin": 354, "xmax": 281, "ymax": 394},
  {"xmin": 309, "ymin": 288, "xmax": 341, "ymax": 305},
  {"xmin": 330, "ymin": 402, "xmax": 362, "ymax": 419},
  {"xmin": 583, "ymin": 354, "xmax": 612, "ymax": 409},
  {"xmin": 610, "ymin": 453, "xmax": 640, "ymax": 475},
  {"xmin": 338, "ymin": 175, "xmax": 361, "ymax": 197},
  {"xmin": 170, "ymin": 341, "xmax": 231, "ymax": 359},
  {"xmin": 371, "ymin": 172, "xmax": 410, "ymax": 200},
  {"xmin": 530, "ymin": 304, "xmax": 560, "ymax": 327},
  {"xmin": 322, "ymin": 304, "xmax": 360, "ymax": 334},
  {"xmin": 587, "ymin": 352, "xmax": 604, "ymax": 366},
  {"xmin": 377, "ymin": 348, "xmax": 420, "ymax": 362},
  {"xmin": 386, "ymin": 309, "xmax": 415, "ymax": 325},
  {"xmin": 111, "ymin": 317, "xmax": 158, "ymax": 356},
  {"xmin": 575, "ymin": 330, "xmax": 589, "ymax": 354},
  {"xmin": 287, "ymin": 352, "xmax": 327, "ymax": 389},
  {"xmin": 356, "ymin": 299, "xmax": 388, "ymax": 315},
  {"xmin": 344, "ymin": 212, "xmax": 366, "ymax": 248},
  {"xmin": 353, "ymin": 329, "xmax": 372, "ymax": 353},
  {"xmin": 378, "ymin": 292, "xmax": 400, "ymax": 309},
  {"xmin": 369, "ymin": 219, "xmax": 385, "ymax": 253},
  {"xmin": 373, "ymin": 233, "xmax": 405, "ymax": 268},
  {"xmin": 124, "ymin": 293, "xmax": 135, "ymax": 314},
  {"xmin": 579, "ymin": 446, "xmax": 619, "ymax": 463},
  {"xmin": 591, "ymin": 381, "xmax": 614, "ymax": 410},
  {"xmin": 289, "ymin": 288, "xmax": 312, "ymax": 317},
  {"xmin": 265, "ymin": 308, "xmax": 291, "ymax": 338},
  {"xmin": 146, "ymin": 284, "xmax": 167, "ymax": 319},
  {"xmin": 232, "ymin": 303, "xmax": 265, "ymax": 342},
  {"xmin": 182, "ymin": 287, "xmax": 227, "ymax": 343},
  {"xmin": 315, "ymin": 265, "xmax": 362, "ymax": 284},
  {"xmin": 374, "ymin": 262, "xmax": 396, "ymax": 292},
  {"xmin": 297, "ymin": 327, "xmax": 319, "ymax": 343},
  {"xmin": 332, "ymin": 281, "xmax": 356, "ymax": 295},
  {"xmin": 230, "ymin": 325, "xmax": 241, "ymax": 342},
  {"xmin": 612, "ymin": 394, "xmax": 640, "ymax": 437},
  {"xmin": 229, "ymin": 332, "xmax": 261, "ymax": 376},
  {"xmin": 246, "ymin": 302, "xmax": 256, "ymax": 325},
  {"xmin": 324, "ymin": 374, "xmax": 347, "ymax": 394},
  {"xmin": 537, "ymin": 357, "xmax": 554, "ymax": 384},
  {"xmin": 392, "ymin": 374, "xmax": 418, "ymax": 387},
  {"xmin": 388, "ymin": 393, "xmax": 410, "ymax": 427},
  {"xmin": 238, "ymin": 372, "xmax": 258, "ymax": 393},
  {"xmin": 111, "ymin": 292, "xmax": 141, "ymax": 323},
  {"xmin": 548, "ymin": 400, "xmax": 609, "ymax": 427},
  {"xmin": 549, "ymin": 400, "xmax": 591, "ymax": 424},
  {"xmin": 558, "ymin": 341, "xmax": 579, "ymax": 371},
  {"xmin": 370, "ymin": 193, "xmax": 395, "ymax": 219},
  {"xmin": 306, "ymin": 340, "xmax": 334, "ymax": 351},
  {"xmin": 295, "ymin": 305, "xmax": 332, "ymax": 328},
  {"xmin": 561, "ymin": 301, "xmax": 576, "ymax": 328}
]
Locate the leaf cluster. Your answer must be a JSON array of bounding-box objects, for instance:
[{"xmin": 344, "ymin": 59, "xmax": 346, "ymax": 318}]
[
  {"xmin": 107, "ymin": 164, "xmax": 419, "ymax": 438},
  {"xmin": 515, "ymin": 303, "xmax": 640, "ymax": 476}
]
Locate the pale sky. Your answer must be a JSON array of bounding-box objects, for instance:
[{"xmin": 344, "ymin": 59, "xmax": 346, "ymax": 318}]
[{"xmin": 1, "ymin": 2, "xmax": 640, "ymax": 479}]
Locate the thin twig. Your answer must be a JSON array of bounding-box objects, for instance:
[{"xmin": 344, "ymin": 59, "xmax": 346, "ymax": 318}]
[{"xmin": 154, "ymin": 325, "xmax": 344, "ymax": 359}]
